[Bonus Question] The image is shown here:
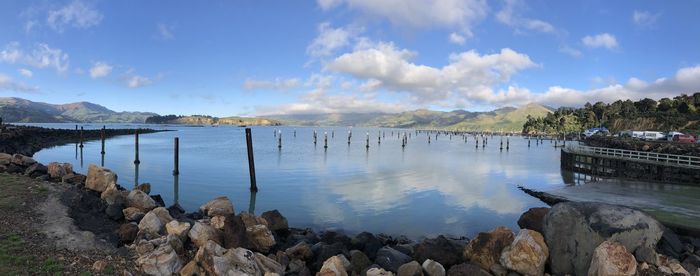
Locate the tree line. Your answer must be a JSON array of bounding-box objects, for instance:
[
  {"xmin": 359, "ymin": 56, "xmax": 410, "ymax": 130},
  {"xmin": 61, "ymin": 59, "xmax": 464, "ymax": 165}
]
[{"xmin": 522, "ymin": 92, "xmax": 700, "ymax": 135}]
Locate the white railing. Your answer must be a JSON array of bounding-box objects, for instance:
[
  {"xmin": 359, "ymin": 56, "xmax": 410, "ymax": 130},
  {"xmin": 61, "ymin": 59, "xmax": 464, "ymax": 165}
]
[{"xmin": 565, "ymin": 144, "xmax": 700, "ymax": 169}]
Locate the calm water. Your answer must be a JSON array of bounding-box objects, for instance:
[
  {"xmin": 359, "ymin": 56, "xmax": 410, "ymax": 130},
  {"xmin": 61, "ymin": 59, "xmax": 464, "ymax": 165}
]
[{"xmin": 29, "ymin": 123, "xmax": 571, "ymax": 239}]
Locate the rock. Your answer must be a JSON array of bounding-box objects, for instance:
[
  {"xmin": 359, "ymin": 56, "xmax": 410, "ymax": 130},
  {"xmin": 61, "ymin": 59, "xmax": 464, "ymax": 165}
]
[
  {"xmin": 136, "ymin": 239, "xmax": 156, "ymax": 256},
  {"xmin": 543, "ymin": 202, "xmax": 663, "ymax": 276},
  {"xmin": 351, "ymin": 232, "xmax": 383, "ymax": 260},
  {"xmin": 0, "ymin": 153, "xmax": 12, "ymax": 165},
  {"xmin": 194, "ymin": 240, "xmax": 261, "ymax": 275},
  {"xmin": 288, "ymin": 259, "xmax": 312, "ymax": 276},
  {"xmin": 256, "ymin": 253, "xmax": 284, "ymax": 275},
  {"xmin": 262, "ymin": 209, "xmax": 289, "ymax": 232},
  {"xmin": 165, "ymin": 220, "xmax": 191, "ymax": 241},
  {"xmin": 499, "ymin": 229, "xmax": 548, "ymax": 276},
  {"xmin": 397, "ymin": 261, "xmax": 423, "ymax": 276},
  {"xmin": 167, "ymin": 234, "xmax": 184, "ymax": 255},
  {"xmin": 682, "ymin": 255, "xmax": 700, "ymax": 276},
  {"xmin": 119, "ymin": 223, "xmax": 139, "ymax": 244},
  {"xmin": 321, "ymin": 231, "xmax": 352, "ymax": 249},
  {"xmin": 127, "ymin": 190, "xmax": 157, "ymax": 211},
  {"xmin": 350, "ymin": 250, "xmax": 372, "ymax": 275},
  {"xmin": 138, "ymin": 207, "xmax": 174, "ymax": 236},
  {"xmin": 123, "ymin": 207, "xmax": 145, "ymax": 222},
  {"xmin": 669, "ymin": 259, "xmax": 691, "ymax": 276},
  {"xmin": 248, "ymin": 224, "xmax": 276, "ymax": 253},
  {"xmin": 105, "ymin": 202, "xmax": 125, "ymax": 221},
  {"xmin": 188, "ymin": 221, "xmax": 222, "ymax": 248},
  {"xmin": 241, "ymin": 212, "xmax": 269, "ymax": 227},
  {"xmin": 318, "ymin": 255, "xmax": 348, "ymax": 276},
  {"xmin": 517, "ymin": 207, "xmax": 549, "ymax": 234},
  {"xmin": 659, "ymin": 265, "xmax": 673, "ymax": 274},
  {"xmin": 489, "ymin": 264, "xmax": 506, "ymax": 276},
  {"xmin": 100, "ymin": 185, "xmax": 124, "ymax": 205},
  {"xmin": 446, "ymin": 263, "xmax": 491, "ymax": 276},
  {"xmin": 422, "ymin": 259, "xmax": 445, "ymax": 276},
  {"xmin": 313, "ymin": 242, "xmax": 350, "ymax": 272},
  {"xmin": 47, "ymin": 162, "xmax": 72, "ymax": 179},
  {"xmin": 223, "ymin": 214, "xmax": 252, "ymax": 249},
  {"xmin": 179, "ymin": 261, "xmax": 204, "ymax": 276},
  {"xmin": 151, "ymin": 194, "xmax": 165, "ymax": 207},
  {"xmin": 414, "ymin": 235, "xmax": 464, "ymax": 269},
  {"xmin": 92, "ymin": 260, "xmax": 107, "ymax": 272},
  {"xmin": 286, "ymin": 241, "xmax": 313, "ymax": 261},
  {"xmin": 463, "ymin": 226, "xmax": 514, "ymax": 271},
  {"xmin": 367, "ymin": 267, "xmax": 395, "ymax": 276},
  {"xmin": 658, "ymin": 229, "xmax": 684, "ymax": 259},
  {"xmin": 62, "ymin": 173, "xmax": 85, "ymax": 184},
  {"xmin": 24, "ymin": 163, "xmax": 47, "ymax": 177},
  {"xmin": 136, "ymin": 243, "xmax": 183, "ymax": 276},
  {"xmin": 200, "ymin": 196, "xmax": 235, "ymax": 217},
  {"xmin": 211, "ymin": 215, "xmax": 226, "ymax": 230},
  {"xmin": 135, "ymin": 183, "xmax": 151, "ymax": 194},
  {"xmin": 12, "ymin": 154, "xmax": 36, "ymax": 166},
  {"xmin": 85, "ymin": 164, "xmax": 117, "ymax": 192},
  {"xmin": 587, "ymin": 241, "xmax": 636, "ymax": 276},
  {"xmin": 634, "ymin": 246, "xmax": 660, "ymax": 266},
  {"xmin": 376, "ymin": 246, "xmax": 412, "ymax": 272}
]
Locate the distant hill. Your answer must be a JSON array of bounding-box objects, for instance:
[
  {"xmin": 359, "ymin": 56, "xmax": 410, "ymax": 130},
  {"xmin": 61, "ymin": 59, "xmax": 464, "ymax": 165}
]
[
  {"xmin": 270, "ymin": 103, "xmax": 553, "ymax": 131},
  {"xmin": 145, "ymin": 115, "xmax": 281, "ymax": 126},
  {"xmin": 0, "ymin": 97, "xmax": 157, "ymax": 123}
]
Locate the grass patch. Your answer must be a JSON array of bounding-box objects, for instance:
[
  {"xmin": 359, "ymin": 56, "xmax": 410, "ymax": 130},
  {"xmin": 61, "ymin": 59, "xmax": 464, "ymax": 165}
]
[{"xmin": 0, "ymin": 234, "xmax": 32, "ymax": 275}]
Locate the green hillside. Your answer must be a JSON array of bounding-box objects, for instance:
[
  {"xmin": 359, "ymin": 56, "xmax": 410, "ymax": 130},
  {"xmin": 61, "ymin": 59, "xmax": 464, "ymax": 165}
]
[{"xmin": 0, "ymin": 97, "xmax": 157, "ymax": 123}]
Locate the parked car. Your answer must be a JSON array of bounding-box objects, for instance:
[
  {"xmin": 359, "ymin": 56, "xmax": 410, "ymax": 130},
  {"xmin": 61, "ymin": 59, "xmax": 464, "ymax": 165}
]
[
  {"xmin": 666, "ymin": 131, "xmax": 684, "ymax": 141},
  {"xmin": 672, "ymin": 134, "xmax": 696, "ymax": 143},
  {"xmin": 584, "ymin": 127, "xmax": 610, "ymax": 137},
  {"xmin": 642, "ymin": 131, "xmax": 665, "ymax": 140}
]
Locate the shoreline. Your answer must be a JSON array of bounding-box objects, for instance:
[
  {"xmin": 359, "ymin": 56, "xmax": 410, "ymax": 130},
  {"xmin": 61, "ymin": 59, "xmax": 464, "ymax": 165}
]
[{"xmin": 2, "ymin": 125, "xmax": 700, "ymax": 275}]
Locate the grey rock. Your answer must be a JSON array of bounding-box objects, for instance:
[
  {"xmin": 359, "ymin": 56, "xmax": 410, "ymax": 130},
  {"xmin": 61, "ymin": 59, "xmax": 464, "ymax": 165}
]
[
  {"xmin": 376, "ymin": 246, "xmax": 412, "ymax": 272},
  {"xmin": 397, "ymin": 261, "xmax": 423, "ymax": 276},
  {"xmin": 446, "ymin": 263, "xmax": 491, "ymax": 276}
]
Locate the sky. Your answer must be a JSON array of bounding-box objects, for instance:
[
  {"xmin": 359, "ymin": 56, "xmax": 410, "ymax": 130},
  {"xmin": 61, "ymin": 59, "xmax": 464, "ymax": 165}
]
[{"xmin": 1, "ymin": 0, "xmax": 700, "ymax": 117}]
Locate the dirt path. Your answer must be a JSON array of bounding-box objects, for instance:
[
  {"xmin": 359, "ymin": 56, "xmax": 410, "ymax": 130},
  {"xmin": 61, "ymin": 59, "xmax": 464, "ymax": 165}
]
[{"xmin": 0, "ymin": 173, "xmax": 137, "ymax": 275}]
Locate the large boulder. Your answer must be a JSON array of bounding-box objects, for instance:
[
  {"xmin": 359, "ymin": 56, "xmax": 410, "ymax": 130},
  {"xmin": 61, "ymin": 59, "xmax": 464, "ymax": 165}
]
[
  {"xmin": 414, "ymin": 235, "xmax": 464, "ymax": 268},
  {"xmin": 200, "ymin": 196, "xmax": 235, "ymax": 217},
  {"xmin": 47, "ymin": 162, "xmax": 72, "ymax": 179},
  {"xmin": 397, "ymin": 261, "xmax": 423, "ymax": 276},
  {"xmin": 517, "ymin": 207, "xmax": 549, "ymax": 234},
  {"xmin": 127, "ymin": 190, "xmax": 157, "ymax": 211},
  {"xmin": 313, "ymin": 242, "xmax": 350, "ymax": 272},
  {"xmin": 318, "ymin": 255, "xmax": 349, "ymax": 276},
  {"xmin": 247, "ymin": 224, "xmax": 276, "ymax": 253},
  {"xmin": 261, "ymin": 209, "xmax": 289, "ymax": 232},
  {"xmin": 223, "ymin": 214, "xmax": 252, "ymax": 249},
  {"xmin": 446, "ymin": 263, "xmax": 491, "ymax": 276},
  {"xmin": 463, "ymin": 226, "xmax": 514, "ymax": 271},
  {"xmin": 286, "ymin": 241, "xmax": 313, "ymax": 261},
  {"xmin": 255, "ymin": 252, "xmax": 285, "ymax": 275},
  {"xmin": 136, "ymin": 243, "xmax": 183, "ymax": 276},
  {"xmin": 194, "ymin": 240, "xmax": 261, "ymax": 275},
  {"xmin": 189, "ymin": 221, "xmax": 222, "ymax": 248},
  {"xmin": 24, "ymin": 163, "xmax": 47, "ymax": 177},
  {"xmin": 165, "ymin": 220, "xmax": 191, "ymax": 241},
  {"xmin": 0, "ymin": 153, "xmax": 12, "ymax": 165},
  {"xmin": 422, "ymin": 259, "xmax": 445, "ymax": 276},
  {"xmin": 376, "ymin": 246, "xmax": 412, "ymax": 272},
  {"xmin": 118, "ymin": 223, "xmax": 139, "ymax": 244},
  {"xmin": 85, "ymin": 164, "xmax": 117, "ymax": 192},
  {"xmin": 587, "ymin": 240, "xmax": 637, "ymax": 276},
  {"xmin": 123, "ymin": 207, "xmax": 145, "ymax": 222},
  {"xmin": 543, "ymin": 202, "xmax": 663, "ymax": 276},
  {"xmin": 100, "ymin": 186, "xmax": 125, "ymax": 206},
  {"xmin": 138, "ymin": 207, "xmax": 174, "ymax": 236},
  {"xmin": 499, "ymin": 229, "xmax": 548, "ymax": 276},
  {"xmin": 12, "ymin": 154, "xmax": 36, "ymax": 166},
  {"xmin": 350, "ymin": 250, "xmax": 372, "ymax": 275},
  {"xmin": 351, "ymin": 232, "xmax": 384, "ymax": 260},
  {"xmin": 367, "ymin": 267, "xmax": 394, "ymax": 276}
]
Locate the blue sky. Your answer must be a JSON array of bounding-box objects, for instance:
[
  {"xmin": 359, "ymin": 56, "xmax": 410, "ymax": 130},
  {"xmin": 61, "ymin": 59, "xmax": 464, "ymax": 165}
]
[{"xmin": 1, "ymin": 0, "xmax": 699, "ymax": 116}]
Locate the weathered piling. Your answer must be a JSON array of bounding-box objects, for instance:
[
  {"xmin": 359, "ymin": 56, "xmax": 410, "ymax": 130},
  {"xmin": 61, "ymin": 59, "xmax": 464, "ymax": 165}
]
[
  {"xmin": 173, "ymin": 137, "xmax": 180, "ymax": 175},
  {"xmin": 100, "ymin": 126, "xmax": 105, "ymax": 154},
  {"xmin": 500, "ymin": 138, "xmax": 503, "ymax": 151},
  {"xmin": 294, "ymin": 130, "xmax": 296, "ymax": 138},
  {"xmin": 347, "ymin": 131, "xmax": 351, "ymax": 145},
  {"xmin": 506, "ymin": 138, "xmax": 510, "ymax": 150},
  {"xmin": 428, "ymin": 135, "xmax": 431, "ymax": 144},
  {"xmin": 134, "ymin": 129, "xmax": 140, "ymax": 164},
  {"xmin": 366, "ymin": 132, "xmax": 370, "ymax": 149},
  {"xmin": 278, "ymin": 131, "xmax": 282, "ymax": 149},
  {"xmin": 324, "ymin": 132, "xmax": 328, "ymax": 149},
  {"xmin": 313, "ymin": 130, "xmax": 317, "ymax": 145},
  {"xmin": 245, "ymin": 128, "xmax": 257, "ymax": 192},
  {"xmin": 79, "ymin": 126, "xmax": 84, "ymax": 148}
]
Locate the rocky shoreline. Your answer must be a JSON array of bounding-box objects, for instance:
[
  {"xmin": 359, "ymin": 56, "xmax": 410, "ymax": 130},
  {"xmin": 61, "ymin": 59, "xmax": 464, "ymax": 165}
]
[
  {"xmin": 2, "ymin": 150, "xmax": 700, "ymax": 276},
  {"xmin": 0, "ymin": 124, "xmax": 165, "ymax": 156}
]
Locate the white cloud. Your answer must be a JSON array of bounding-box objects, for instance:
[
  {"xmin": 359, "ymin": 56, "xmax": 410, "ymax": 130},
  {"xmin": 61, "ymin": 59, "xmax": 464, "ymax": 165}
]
[
  {"xmin": 633, "ymin": 10, "xmax": 660, "ymax": 27},
  {"xmin": 243, "ymin": 78, "xmax": 300, "ymax": 91},
  {"xmin": 448, "ymin": 32, "xmax": 466, "ymax": 45},
  {"xmin": 0, "ymin": 74, "xmax": 39, "ymax": 93},
  {"xmin": 122, "ymin": 69, "xmax": 160, "ymax": 88},
  {"xmin": 89, "ymin": 61, "xmax": 112, "ymax": 78},
  {"xmin": 558, "ymin": 45, "xmax": 582, "ymax": 58},
  {"xmin": 326, "ymin": 40, "xmax": 537, "ymax": 104},
  {"xmin": 582, "ymin": 33, "xmax": 618, "ymax": 49},
  {"xmin": 317, "ymin": 0, "xmax": 488, "ymax": 37},
  {"xmin": 307, "ymin": 23, "xmax": 360, "ymax": 58},
  {"xmin": 46, "ymin": 0, "xmax": 103, "ymax": 32},
  {"xmin": 496, "ymin": 0, "xmax": 555, "ymax": 34},
  {"xmin": 18, "ymin": 68, "xmax": 33, "ymax": 78},
  {"xmin": 157, "ymin": 23, "xmax": 174, "ymax": 40},
  {"xmin": 0, "ymin": 42, "xmax": 70, "ymax": 73}
]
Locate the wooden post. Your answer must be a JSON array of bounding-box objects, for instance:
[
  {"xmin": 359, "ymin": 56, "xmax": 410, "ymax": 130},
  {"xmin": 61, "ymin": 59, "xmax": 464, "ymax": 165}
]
[
  {"xmin": 278, "ymin": 131, "xmax": 282, "ymax": 149},
  {"xmin": 347, "ymin": 131, "xmax": 351, "ymax": 144},
  {"xmin": 173, "ymin": 137, "xmax": 180, "ymax": 175},
  {"xmin": 134, "ymin": 129, "xmax": 140, "ymax": 164},
  {"xmin": 506, "ymin": 138, "xmax": 509, "ymax": 150},
  {"xmin": 294, "ymin": 130, "xmax": 296, "ymax": 138},
  {"xmin": 100, "ymin": 127, "xmax": 105, "ymax": 154},
  {"xmin": 366, "ymin": 132, "xmax": 370, "ymax": 149},
  {"xmin": 313, "ymin": 130, "xmax": 317, "ymax": 145},
  {"xmin": 79, "ymin": 126, "xmax": 84, "ymax": 148},
  {"xmin": 245, "ymin": 128, "xmax": 257, "ymax": 192},
  {"xmin": 324, "ymin": 132, "xmax": 328, "ymax": 149}
]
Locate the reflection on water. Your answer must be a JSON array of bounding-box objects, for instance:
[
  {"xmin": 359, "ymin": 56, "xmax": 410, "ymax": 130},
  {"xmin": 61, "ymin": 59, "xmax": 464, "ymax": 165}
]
[{"xmin": 31, "ymin": 123, "xmax": 571, "ymax": 238}]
